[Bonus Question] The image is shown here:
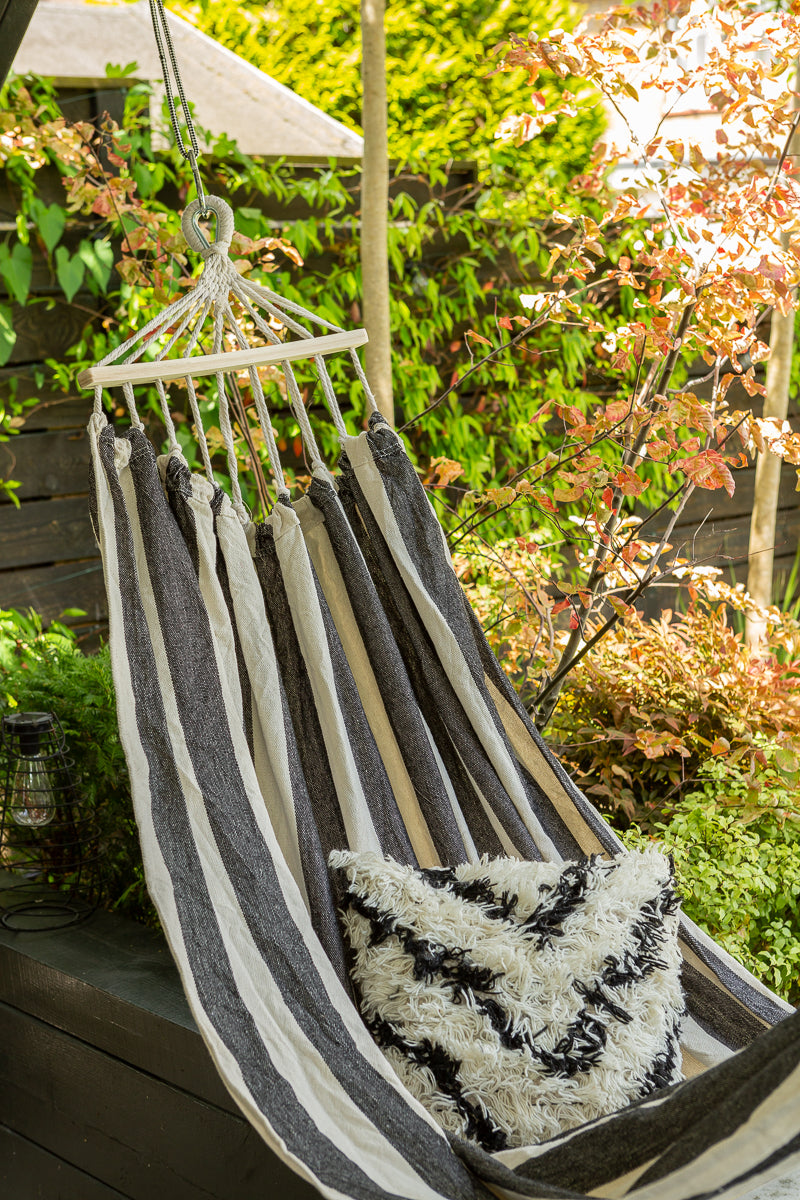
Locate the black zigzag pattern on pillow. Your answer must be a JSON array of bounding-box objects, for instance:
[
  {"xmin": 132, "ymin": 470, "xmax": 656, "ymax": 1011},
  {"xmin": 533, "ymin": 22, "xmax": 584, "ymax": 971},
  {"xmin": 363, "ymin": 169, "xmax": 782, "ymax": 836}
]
[{"xmin": 337, "ymin": 854, "xmax": 685, "ymax": 1152}]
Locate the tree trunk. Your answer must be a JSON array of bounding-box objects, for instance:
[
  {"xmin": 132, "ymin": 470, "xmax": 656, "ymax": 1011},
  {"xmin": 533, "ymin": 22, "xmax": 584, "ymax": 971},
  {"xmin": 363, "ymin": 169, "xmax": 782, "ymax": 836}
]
[{"xmin": 360, "ymin": 0, "xmax": 394, "ymax": 425}]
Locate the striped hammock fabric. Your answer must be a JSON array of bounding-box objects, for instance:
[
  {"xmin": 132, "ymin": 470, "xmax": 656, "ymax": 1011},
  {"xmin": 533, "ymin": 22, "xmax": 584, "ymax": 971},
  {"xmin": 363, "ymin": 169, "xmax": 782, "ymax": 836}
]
[{"xmin": 85, "ymin": 204, "xmax": 799, "ymax": 1200}]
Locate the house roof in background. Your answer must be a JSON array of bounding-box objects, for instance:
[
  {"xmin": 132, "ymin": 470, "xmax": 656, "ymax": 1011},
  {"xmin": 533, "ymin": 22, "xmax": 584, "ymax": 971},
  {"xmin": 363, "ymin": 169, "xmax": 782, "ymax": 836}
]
[{"xmin": 12, "ymin": 0, "xmax": 363, "ymax": 160}]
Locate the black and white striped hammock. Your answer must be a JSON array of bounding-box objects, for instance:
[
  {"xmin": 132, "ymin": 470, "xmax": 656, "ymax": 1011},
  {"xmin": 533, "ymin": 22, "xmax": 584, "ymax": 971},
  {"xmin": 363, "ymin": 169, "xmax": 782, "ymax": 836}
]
[{"xmin": 84, "ymin": 198, "xmax": 799, "ymax": 1200}]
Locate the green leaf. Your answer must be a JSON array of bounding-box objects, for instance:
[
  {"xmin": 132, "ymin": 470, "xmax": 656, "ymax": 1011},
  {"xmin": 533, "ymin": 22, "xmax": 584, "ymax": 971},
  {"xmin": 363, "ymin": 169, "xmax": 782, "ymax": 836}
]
[
  {"xmin": 31, "ymin": 199, "xmax": 66, "ymax": 253},
  {"xmin": 775, "ymin": 747, "xmax": 799, "ymax": 776},
  {"xmin": 77, "ymin": 238, "xmax": 114, "ymax": 290},
  {"xmin": 105, "ymin": 61, "xmax": 139, "ymax": 78},
  {"xmin": 0, "ymin": 241, "xmax": 33, "ymax": 305},
  {"xmin": 0, "ymin": 303, "xmax": 16, "ymax": 367},
  {"xmin": 55, "ymin": 245, "xmax": 86, "ymax": 303}
]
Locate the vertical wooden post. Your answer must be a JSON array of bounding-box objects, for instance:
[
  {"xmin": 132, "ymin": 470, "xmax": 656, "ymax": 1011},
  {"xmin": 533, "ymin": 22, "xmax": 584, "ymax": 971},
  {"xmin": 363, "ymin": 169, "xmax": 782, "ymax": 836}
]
[
  {"xmin": 745, "ymin": 294, "xmax": 794, "ymax": 648},
  {"xmin": 745, "ymin": 63, "xmax": 800, "ymax": 649},
  {"xmin": 360, "ymin": 0, "xmax": 394, "ymax": 425}
]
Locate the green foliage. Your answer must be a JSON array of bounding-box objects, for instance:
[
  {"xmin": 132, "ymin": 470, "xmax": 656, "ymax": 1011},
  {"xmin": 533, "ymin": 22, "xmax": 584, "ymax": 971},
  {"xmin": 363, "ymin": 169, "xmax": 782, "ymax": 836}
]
[
  {"xmin": 624, "ymin": 753, "xmax": 800, "ymax": 1004},
  {"xmin": 0, "ymin": 610, "xmax": 152, "ymax": 927},
  {"xmin": 172, "ymin": 0, "xmax": 600, "ymax": 198},
  {"xmin": 0, "ymin": 67, "xmax": 606, "ymax": 520}
]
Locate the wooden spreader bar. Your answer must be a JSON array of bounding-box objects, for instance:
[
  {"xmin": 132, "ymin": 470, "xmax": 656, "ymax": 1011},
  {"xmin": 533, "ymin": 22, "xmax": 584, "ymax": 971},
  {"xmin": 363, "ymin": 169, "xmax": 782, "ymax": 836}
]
[{"xmin": 77, "ymin": 328, "xmax": 368, "ymax": 390}]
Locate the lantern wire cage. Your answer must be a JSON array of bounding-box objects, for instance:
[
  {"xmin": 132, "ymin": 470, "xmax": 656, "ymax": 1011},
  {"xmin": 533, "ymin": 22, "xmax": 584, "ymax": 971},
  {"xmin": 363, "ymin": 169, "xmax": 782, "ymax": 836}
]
[{"xmin": 0, "ymin": 712, "xmax": 104, "ymax": 931}]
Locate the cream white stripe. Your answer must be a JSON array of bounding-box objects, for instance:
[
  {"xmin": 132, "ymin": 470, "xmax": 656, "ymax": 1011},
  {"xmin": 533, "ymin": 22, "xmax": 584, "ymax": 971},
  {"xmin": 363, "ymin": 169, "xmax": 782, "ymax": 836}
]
[
  {"xmin": 627, "ymin": 1062, "xmax": 800, "ymax": 1200},
  {"xmin": 723, "ymin": 1153, "xmax": 800, "ymax": 1200},
  {"xmin": 269, "ymin": 502, "xmax": 383, "ymax": 854},
  {"xmin": 112, "ymin": 437, "xmax": 454, "ymax": 1200},
  {"xmin": 455, "ymin": 752, "xmax": 522, "ymax": 858},
  {"xmin": 680, "ymin": 1014, "xmax": 733, "ymax": 1072},
  {"xmin": 213, "ymin": 496, "xmax": 307, "ymax": 900},
  {"xmin": 170, "ymin": 459, "xmax": 245, "ymax": 733},
  {"xmin": 342, "ymin": 430, "xmax": 560, "ymax": 862},
  {"xmin": 589, "ymin": 1159, "xmax": 660, "ymax": 1198}
]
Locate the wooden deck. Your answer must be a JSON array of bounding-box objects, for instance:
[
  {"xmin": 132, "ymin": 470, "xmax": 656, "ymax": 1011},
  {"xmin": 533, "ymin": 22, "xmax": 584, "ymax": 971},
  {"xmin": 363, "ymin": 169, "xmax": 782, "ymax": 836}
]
[{"xmin": 0, "ymin": 902, "xmax": 319, "ymax": 1199}]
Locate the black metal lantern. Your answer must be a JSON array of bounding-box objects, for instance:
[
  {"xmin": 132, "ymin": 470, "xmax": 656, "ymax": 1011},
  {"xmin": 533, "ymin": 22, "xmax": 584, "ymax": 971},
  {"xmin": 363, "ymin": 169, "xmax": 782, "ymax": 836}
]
[{"xmin": 0, "ymin": 711, "xmax": 100, "ymax": 930}]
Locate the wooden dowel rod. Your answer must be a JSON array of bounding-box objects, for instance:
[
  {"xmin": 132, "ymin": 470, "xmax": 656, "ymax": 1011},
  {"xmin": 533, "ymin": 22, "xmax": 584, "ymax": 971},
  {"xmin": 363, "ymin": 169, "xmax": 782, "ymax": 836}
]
[{"xmin": 77, "ymin": 329, "xmax": 368, "ymax": 390}]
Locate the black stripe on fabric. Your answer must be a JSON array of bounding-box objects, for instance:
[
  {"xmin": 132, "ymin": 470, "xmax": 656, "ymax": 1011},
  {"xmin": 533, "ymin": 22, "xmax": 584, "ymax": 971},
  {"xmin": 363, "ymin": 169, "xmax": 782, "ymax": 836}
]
[
  {"xmin": 163, "ymin": 451, "xmax": 201, "ymax": 577},
  {"xmin": 307, "ymin": 475, "xmax": 468, "ymax": 865},
  {"xmin": 506, "ymin": 1007, "xmax": 800, "ymax": 1195},
  {"xmin": 678, "ymin": 921, "xmax": 791, "ymax": 1029},
  {"xmin": 680, "ymin": 960, "xmax": 770, "ymax": 1052},
  {"xmin": 359, "ymin": 416, "xmax": 547, "ymax": 782},
  {"xmin": 209, "ymin": 488, "xmax": 254, "ymax": 758},
  {"xmin": 104, "ymin": 427, "xmax": 489, "ymax": 1200},
  {"xmin": 271, "ymin": 498, "xmax": 418, "ymax": 868},
  {"xmin": 163, "ymin": 457, "xmax": 255, "ymax": 759},
  {"xmin": 252, "ymin": 520, "xmax": 355, "ymax": 978},
  {"xmin": 464, "ymin": 595, "xmax": 624, "ymax": 860},
  {"xmin": 337, "ymin": 466, "xmax": 533, "ymax": 861},
  {"xmin": 448, "ymin": 1138, "xmax": 584, "ymax": 1200},
  {"xmin": 337, "ymin": 470, "xmax": 505, "ymax": 857}
]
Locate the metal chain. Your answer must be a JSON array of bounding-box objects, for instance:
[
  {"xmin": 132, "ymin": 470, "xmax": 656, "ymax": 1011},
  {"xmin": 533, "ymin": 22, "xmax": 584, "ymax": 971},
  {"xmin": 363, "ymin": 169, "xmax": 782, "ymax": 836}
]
[{"xmin": 148, "ymin": 0, "xmax": 208, "ymax": 215}]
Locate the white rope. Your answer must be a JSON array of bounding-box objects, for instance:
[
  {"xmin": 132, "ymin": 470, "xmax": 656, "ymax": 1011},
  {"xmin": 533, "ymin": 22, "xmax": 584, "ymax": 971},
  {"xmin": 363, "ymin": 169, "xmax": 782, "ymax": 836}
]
[
  {"xmin": 231, "ymin": 284, "xmax": 326, "ymax": 470},
  {"xmin": 154, "ymin": 296, "xmax": 207, "ymax": 364},
  {"xmin": 284, "ymin": 368, "xmax": 325, "ymax": 473},
  {"xmin": 223, "ymin": 303, "xmax": 289, "ymax": 498},
  {"xmin": 239, "ymin": 274, "xmax": 345, "ymax": 334},
  {"xmin": 314, "ymin": 356, "xmax": 348, "ymax": 438},
  {"xmin": 349, "ymin": 347, "xmax": 379, "ymax": 414},
  {"xmin": 93, "ymin": 385, "xmax": 104, "ymax": 419},
  {"xmin": 122, "ymin": 382, "xmax": 145, "ymax": 429},
  {"xmin": 97, "ymin": 288, "xmax": 201, "ymax": 370},
  {"xmin": 236, "ymin": 277, "xmax": 319, "ymax": 342},
  {"xmin": 185, "ymin": 375, "xmax": 215, "ymax": 484},
  {"xmin": 212, "ymin": 301, "xmax": 248, "ymax": 523},
  {"xmin": 155, "ymin": 380, "xmax": 179, "ymax": 449}
]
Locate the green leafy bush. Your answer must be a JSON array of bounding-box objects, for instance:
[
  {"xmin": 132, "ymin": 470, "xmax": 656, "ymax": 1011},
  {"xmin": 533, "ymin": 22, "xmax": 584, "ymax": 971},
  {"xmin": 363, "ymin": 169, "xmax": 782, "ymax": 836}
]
[
  {"xmin": 0, "ymin": 610, "xmax": 151, "ymax": 926},
  {"xmin": 625, "ymin": 752, "xmax": 800, "ymax": 1005}
]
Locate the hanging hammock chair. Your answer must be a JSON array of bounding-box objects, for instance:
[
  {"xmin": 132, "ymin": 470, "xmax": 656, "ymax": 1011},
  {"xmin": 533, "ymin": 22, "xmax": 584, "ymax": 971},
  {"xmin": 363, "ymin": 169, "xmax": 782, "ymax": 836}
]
[{"xmin": 81, "ymin": 194, "xmax": 800, "ymax": 1200}]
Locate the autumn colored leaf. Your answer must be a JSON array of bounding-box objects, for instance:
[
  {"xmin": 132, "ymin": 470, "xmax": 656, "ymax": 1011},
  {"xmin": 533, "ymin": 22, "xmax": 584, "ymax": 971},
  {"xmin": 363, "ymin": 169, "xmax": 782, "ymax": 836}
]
[{"xmin": 427, "ymin": 457, "xmax": 465, "ymax": 488}]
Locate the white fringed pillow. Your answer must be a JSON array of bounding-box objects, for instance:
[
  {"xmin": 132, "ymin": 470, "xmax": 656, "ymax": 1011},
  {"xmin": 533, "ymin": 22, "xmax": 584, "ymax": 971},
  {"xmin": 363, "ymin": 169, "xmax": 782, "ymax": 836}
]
[{"xmin": 329, "ymin": 849, "xmax": 685, "ymax": 1151}]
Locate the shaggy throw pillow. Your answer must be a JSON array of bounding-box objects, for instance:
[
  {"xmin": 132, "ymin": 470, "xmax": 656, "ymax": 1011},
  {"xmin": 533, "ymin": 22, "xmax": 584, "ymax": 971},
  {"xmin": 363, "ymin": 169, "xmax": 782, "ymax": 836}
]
[{"xmin": 329, "ymin": 849, "xmax": 685, "ymax": 1152}]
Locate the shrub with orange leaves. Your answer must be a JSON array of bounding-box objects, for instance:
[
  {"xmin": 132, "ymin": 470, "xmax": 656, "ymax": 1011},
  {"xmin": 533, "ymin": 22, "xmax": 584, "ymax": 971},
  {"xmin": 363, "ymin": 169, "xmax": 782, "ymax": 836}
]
[{"xmin": 545, "ymin": 595, "xmax": 800, "ymax": 824}]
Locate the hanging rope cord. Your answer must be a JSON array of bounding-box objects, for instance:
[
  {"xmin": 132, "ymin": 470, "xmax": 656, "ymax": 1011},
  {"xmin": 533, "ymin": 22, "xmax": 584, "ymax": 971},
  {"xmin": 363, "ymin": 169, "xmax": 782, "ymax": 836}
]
[
  {"xmin": 148, "ymin": 0, "xmax": 208, "ymax": 217},
  {"xmin": 91, "ymin": 6, "xmax": 378, "ymax": 520}
]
